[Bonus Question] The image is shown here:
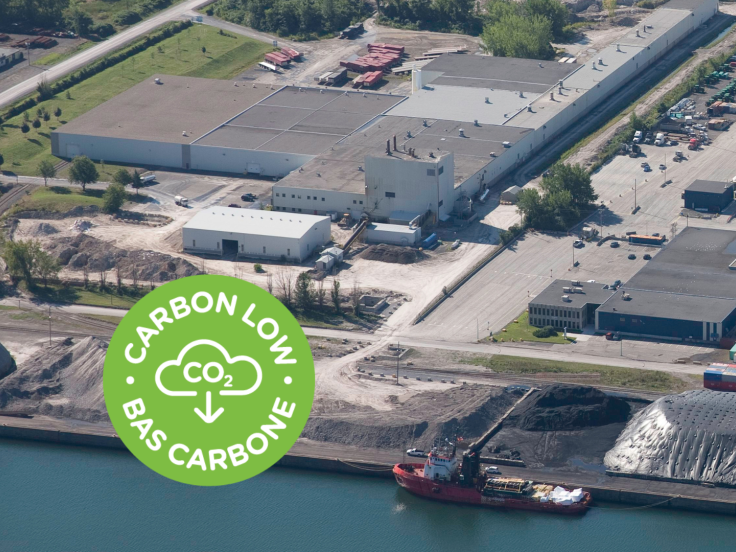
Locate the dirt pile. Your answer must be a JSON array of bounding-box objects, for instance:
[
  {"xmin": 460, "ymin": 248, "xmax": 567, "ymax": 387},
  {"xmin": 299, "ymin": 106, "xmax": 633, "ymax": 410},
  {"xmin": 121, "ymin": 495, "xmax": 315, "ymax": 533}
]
[
  {"xmin": 605, "ymin": 390, "xmax": 736, "ymax": 484},
  {"xmin": 28, "ymin": 222, "xmax": 59, "ymax": 236},
  {"xmin": 359, "ymin": 244, "xmax": 427, "ymax": 264},
  {"xmin": 44, "ymin": 234, "xmax": 203, "ymax": 282},
  {"xmin": 0, "ymin": 337, "xmax": 108, "ymax": 422},
  {"xmin": 302, "ymin": 385, "xmax": 523, "ymax": 450},
  {"xmin": 0, "ymin": 342, "xmax": 15, "ymax": 380},
  {"xmin": 508, "ymin": 385, "xmax": 631, "ymax": 431}
]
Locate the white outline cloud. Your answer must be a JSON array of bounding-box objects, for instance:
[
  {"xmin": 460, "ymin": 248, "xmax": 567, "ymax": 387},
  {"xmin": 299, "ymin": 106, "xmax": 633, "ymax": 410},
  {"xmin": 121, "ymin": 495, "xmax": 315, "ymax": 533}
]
[{"xmin": 155, "ymin": 339, "xmax": 262, "ymax": 397}]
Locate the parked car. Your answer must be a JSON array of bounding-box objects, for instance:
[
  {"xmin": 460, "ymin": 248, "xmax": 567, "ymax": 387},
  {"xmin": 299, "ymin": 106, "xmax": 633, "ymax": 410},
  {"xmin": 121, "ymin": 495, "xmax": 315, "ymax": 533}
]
[
  {"xmin": 605, "ymin": 332, "xmax": 621, "ymax": 341},
  {"xmin": 228, "ymin": 203, "xmax": 241, "ymax": 208},
  {"xmin": 643, "ymin": 253, "xmax": 652, "ymax": 260},
  {"xmin": 485, "ymin": 466, "xmax": 502, "ymax": 474},
  {"xmin": 628, "ymin": 253, "xmax": 636, "ymax": 259},
  {"xmin": 644, "ymin": 132, "xmax": 653, "ymax": 144},
  {"xmin": 407, "ymin": 449, "xmax": 426, "ymax": 458},
  {"xmin": 640, "ymin": 162, "xmax": 649, "ymax": 168},
  {"xmin": 241, "ymin": 193, "xmax": 257, "ymax": 202},
  {"xmin": 642, "ymin": 163, "xmax": 651, "ymax": 172},
  {"xmin": 633, "ymin": 130, "xmax": 642, "ymax": 143},
  {"xmin": 573, "ymin": 240, "xmax": 584, "ymax": 248},
  {"xmin": 610, "ymin": 241, "xmax": 620, "ymax": 248},
  {"xmin": 659, "ymin": 164, "xmax": 666, "ymax": 170}
]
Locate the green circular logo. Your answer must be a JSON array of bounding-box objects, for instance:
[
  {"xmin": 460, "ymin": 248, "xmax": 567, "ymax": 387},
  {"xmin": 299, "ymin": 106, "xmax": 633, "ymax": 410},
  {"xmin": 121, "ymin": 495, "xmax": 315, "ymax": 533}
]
[{"xmin": 104, "ymin": 275, "xmax": 315, "ymax": 486}]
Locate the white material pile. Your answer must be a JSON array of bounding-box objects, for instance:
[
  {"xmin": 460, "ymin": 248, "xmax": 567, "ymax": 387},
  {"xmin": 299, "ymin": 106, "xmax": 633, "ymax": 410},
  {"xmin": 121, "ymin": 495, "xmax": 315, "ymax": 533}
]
[
  {"xmin": 70, "ymin": 219, "xmax": 92, "ymax": 232},
  {"xmin": 547, "ymin": 486, "xmax": 585, "ymax": 505}
]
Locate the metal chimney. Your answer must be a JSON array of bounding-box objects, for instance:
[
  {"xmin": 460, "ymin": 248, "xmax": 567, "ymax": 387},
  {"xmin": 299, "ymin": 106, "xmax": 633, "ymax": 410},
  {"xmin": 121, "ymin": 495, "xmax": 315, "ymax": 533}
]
[
  {"xmin": 393, "ymin": 134, "xmax": 397, "ymax": 151},
  {"xmin": 550, "ymin": 92, "xmax": 555, "ymax": 101},
  {"xmin": 386, "ymin": 139, "xmax": 391, "ymax": 155}
]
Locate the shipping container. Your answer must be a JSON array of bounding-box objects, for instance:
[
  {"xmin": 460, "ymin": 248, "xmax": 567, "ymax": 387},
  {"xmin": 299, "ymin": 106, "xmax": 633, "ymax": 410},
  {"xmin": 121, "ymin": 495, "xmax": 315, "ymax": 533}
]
[{"xmin": 628, "ymin": 234, "xmax": 666, "ymax": 245}]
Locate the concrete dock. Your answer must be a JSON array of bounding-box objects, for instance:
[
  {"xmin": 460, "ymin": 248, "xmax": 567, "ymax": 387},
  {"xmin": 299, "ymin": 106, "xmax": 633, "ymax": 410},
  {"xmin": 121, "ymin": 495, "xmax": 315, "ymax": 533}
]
[{"xmin": 2, "ymin": 414, "xmax": 735, "ymax": 516}]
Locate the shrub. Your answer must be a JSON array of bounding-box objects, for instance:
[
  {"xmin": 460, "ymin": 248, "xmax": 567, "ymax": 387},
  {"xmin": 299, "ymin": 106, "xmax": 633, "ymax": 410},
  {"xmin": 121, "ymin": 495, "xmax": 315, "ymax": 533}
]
[
  {"xmin": 92, "ymin": 23, "xmax": 115, "ymax": 37},
  {"xmin": 533, "ymin": 325, "xmax": 558, "ymax": 338},
  {"xmin": 114, "ymin": 10, "xmax": 142, "ymax": 26},
  {"xmin": 254, "ymin": 263, "xmax": 264, "ymax": 272}
]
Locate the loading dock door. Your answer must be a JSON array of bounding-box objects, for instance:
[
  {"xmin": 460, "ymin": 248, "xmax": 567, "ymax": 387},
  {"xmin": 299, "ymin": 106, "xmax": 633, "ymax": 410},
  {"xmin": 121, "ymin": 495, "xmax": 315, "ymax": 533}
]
[
  {"xmin": 66, "ymin": 144, "xmax": 81, "ymax": 158},
  {"xmin": 222, "ymin": 239, "xmax": 239, "ymax": 256},
  {"xmin": 247, "ymin": 163, "xmax": 262, "ymax": 174}
]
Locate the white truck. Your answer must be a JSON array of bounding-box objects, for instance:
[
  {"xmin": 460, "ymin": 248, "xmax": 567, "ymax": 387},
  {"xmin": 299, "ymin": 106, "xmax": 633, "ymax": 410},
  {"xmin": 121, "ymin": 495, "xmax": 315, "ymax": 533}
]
[
  {"xmin": 654, "ymin": 133, "xmax": 666, "ymax": 146},
  {"xmin": 633, "ymin": 130, "xmax": 642, "ymax": 143},
  {"xmin": 175, "ymin": 195, "xmax": 189, "ymax": 207},
  {"xmin": 140, "ymin": 173, "xmax": 156, "ymax": 184}
]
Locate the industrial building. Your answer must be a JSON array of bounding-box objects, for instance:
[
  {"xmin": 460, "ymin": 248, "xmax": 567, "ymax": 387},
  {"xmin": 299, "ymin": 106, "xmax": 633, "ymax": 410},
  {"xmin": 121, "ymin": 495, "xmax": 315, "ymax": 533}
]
[
  {"xmin": 51, "ymin": 0, "xmax": 718, "ymax": 226},
  {"xmin": 364, "ymin": 223, "xmax": 421, "ymax": 246},
  {"xmin": 682, "ymin": 179, "xmax": 735, "ymax": 212},
  {"xmin": 182, "ymin": 207, "xmax": 330, "ymax": 262},
  {"xmin": 596, "ymin": 227, "xmax": 736, "ymax": 342},
  {"xmin": 529, "ymin": 280, "xmax": 615, "ymax": 330},
  {"xmin": 0, "ymin": 48, "xmax": 23, "ymax": 72}
]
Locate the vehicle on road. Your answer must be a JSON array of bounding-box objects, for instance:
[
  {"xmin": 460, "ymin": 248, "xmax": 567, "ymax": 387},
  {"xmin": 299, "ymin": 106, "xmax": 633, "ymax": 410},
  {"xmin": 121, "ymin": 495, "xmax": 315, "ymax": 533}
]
[
  {"xmin": 610, "ymin": 241, "xmax": 620, "ymax": 248},
  {"xmin": 406, "ymin": 449, "xmax": 426, "ymax": 458},
  {"xmin": 174, "ymin": 195, "xmax": 189, "ymax": 207},
  {"xmin": 140, "ymin": 173, "xmax": 156, "ymax": 183},
  {"xmin": 644, "ymin": 132, "xmax": 653, "ymax": 144},
  {"xmin": 655, "ymin": 133, "xmax": 665, "ymax": 146},
  {"xmin": 485, "ymin": 466, "xmax": 501, "ymax": 474},
  {"xmin": 228, "ymin": 203, "xmax": 241, "ymax": 208},
  {"xmin": 628, "ymin": 253, "xmax": 636, "ymax": 259}
]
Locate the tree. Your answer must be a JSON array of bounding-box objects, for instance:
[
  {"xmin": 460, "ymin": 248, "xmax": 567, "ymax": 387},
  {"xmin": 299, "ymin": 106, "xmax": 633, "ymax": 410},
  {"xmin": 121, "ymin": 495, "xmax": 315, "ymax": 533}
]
[
  {"xmin": 1, "ymin": 239, "xmax": 57, "ymax": 287},
  {"xmin": 64, "ymin": 2, "xmax": 94, "ymax": 35},
  {"xmin": 54, "ymin": 107, "xmax": 62, "ymax": 121},
  {"xmin": 36, "ymin": 79, "xmax": 53, "ymax": 101},
  {"xmin": 350, "ymin": 281, "xmax": 362, "ymax": 315},
  {"xmin": 295, "ymin": 272, "xmax": 314, "ymax": 310},
  {"xmin": 266, "ymin": 272, "xmax": 274, "ymax": 295},
  {"xmin": 68, "ymin": 156, "xmax": 98, "ymax": 192},
  {"xmin": 113, "ymin": 168, "xmax": 133, "ymax": 187},
  {"xmin": 0, "ymin": 153, "xmax": 4, "ymax": 171},
  {"xmin": 481, "ymin": 13, "xmax": 554, "ymax": 60},
  {"xmin": 276, "ymin": 269, "xmax": 293, "ymax": 308},
  {"xmin": 516, "ymin": 188, "xmax": 543, "ymax": 228},
  {"xmin": 331, "ymin": 279, "xmax": 341, "ymax": 314},
  {"xmin": 38, "ymin": 159, "xmax": 56, "ymax": 186},
  {"xmin": 131, "ymin": 170, "xmax": 142, "ymax": 195},
  {"xmin": 603, "ymin": 0, "xmax": 616, "ymax": 18},
  {"xmin": 43, "ymin": 111, "xmax": 50, "ymax": 123},
  {"xmin": 35, "ymin": 251, "xmax": 60, "ymax": 287},
  {"xmin": 316, "ymin": 278, "xmax": 326, "ymax": 309},
  {"xmin": 525, "ymin": 0, "xmax": 569, "ymax": 41},
  {"xmin": 32, "ymin": 119, "xmax": 41, "ymax": 129},
  {"xmin": 102, "ymin": 183, "xmax": 127, "ymax": 214},
  {"xmin": 21, "ymin": 122, "xmax": 30, "ymax": 134},
  {"xmin": 541, "ymin": 163, "xmax": 597, "ymax": 209},
  {"xmin": 202, "ymin": 46, "xmax": 206, "ymax": 55}
]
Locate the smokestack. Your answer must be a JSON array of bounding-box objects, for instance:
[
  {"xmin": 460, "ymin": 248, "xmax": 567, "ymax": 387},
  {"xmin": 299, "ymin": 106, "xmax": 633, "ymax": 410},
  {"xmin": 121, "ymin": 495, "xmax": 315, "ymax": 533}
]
[
  {"xmin": 386, "ymin": 139, "xmax": 391, "ymax": 155},
  {"xmin": 393, "ymin": 134, "xmax": 397, "ymax": 151}
]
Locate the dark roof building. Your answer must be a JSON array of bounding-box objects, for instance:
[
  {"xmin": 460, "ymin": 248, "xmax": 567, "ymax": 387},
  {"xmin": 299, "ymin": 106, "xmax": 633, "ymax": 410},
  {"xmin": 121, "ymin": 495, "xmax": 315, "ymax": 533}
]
[
  {"xmin": 683, "ymin": 180, "xmax": 735, "ymax": 212},
  {"xmin": 529, "ymin": 279, "xmax": 616, "ymax": 330},
  {"xmin": 596, "ymin": 227, "xmax": 736, "ymax": 342}
]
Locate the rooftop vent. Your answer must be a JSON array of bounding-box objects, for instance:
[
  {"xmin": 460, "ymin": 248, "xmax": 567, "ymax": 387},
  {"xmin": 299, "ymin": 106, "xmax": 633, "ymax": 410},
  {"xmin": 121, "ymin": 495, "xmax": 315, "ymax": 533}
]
[
  {"xmin": 358, "ymin": 166, "xmax": 363, "ymax": 171},
  {"xmin": 550, "ymin": 92, "xmax": 555, "ymax": 101},
  {"xmin": 154, "ymin": 77, "xmax": 161, "ymax": 84},
  {"xmin": 459, "ymin": 128, "xmax": 465, "ymax": 137},
  {"xmin": 616, "ymin": 43, "xmax": 621, "ymax": 52},
  {"xmin": 527, "ymin": 105, "xmax": 532, "ymax": 112},
  {"xmin": 538, "ymin": 62, "xmax": 543, "ymax": 68},
  {"xmin": 474, "ymin": 119, "xmax": 479, "ymax": 126},
  {"xmin": 320, "ymin": 89, "xmax": 324, "ymax": 94},
  {"xmin": 598, "ymin": 57, "xmax": 603, "ymax": 65},
  {"xmin": 636, "ymin": 29, "xmax": 640, "ymax": 37},
  {"xmin": 519, "ymin": 91, "xmax": 525, "ymax": 98},
  {"xmin": 423, "ymin": 119, "xmax": 428, "ymax": 126},
  {"xmin": 490, "ymin": 151, "xmax": 496, "ymax": 157},
  {"xmin": 485, "ymin": 97, "xmax": 490, "ymax": 104}
]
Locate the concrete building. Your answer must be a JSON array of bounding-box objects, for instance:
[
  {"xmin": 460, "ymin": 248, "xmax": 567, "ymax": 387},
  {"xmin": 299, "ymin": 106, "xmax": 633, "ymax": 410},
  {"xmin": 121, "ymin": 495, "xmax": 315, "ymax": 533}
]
[
  {"xmin": 501, "ymin": 185, "xmax": 522, "ymax": 204},
  {"xmin": 0, "ymin": 48, "xmax": 23, "ymax": 72},
  {"xmin": 596, "ymin": 227, "xmax": 736, "ymax": 342},
  {"xmin": 182, "ymin": 207, "xmax": 330, "ymax": 262},
  {"xmin": 529, "ymin": 279, "xmax": 616, "ymax": 330},
  {"xmin": 683, "ymin": 180, "xmax": 735, "ymax": 212},
  {"xmin": 364, "ymin": 223, "xmax": 421, "ymax": 245}
]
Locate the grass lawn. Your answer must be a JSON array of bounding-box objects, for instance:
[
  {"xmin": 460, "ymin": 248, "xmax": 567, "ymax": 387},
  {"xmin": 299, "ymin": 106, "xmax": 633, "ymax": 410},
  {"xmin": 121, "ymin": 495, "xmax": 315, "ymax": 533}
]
[
  {"xmin": 0, "ymin": 25, "xmax": 273, "ymax": 177},
  {"xmin": 462, "ymin": 354, "xmax": 691, "ymax": 393},
  {"xmin": 8, "ymin": 186, "xmax": 153, "ymax": 215},
  {"xmin": 492, "ymin": 311, "xmax": 575, "ymax": 344},
  {"xmin": 33, "ymin": 41, "xmax": 96, "ymax": 67},
  {"xmin": 81, "ymin": 314, "xmax": 124, "ymax": 325},
  {"xmin": 25, "ymin": 283, "xmax": 146, "ymax": 309}
]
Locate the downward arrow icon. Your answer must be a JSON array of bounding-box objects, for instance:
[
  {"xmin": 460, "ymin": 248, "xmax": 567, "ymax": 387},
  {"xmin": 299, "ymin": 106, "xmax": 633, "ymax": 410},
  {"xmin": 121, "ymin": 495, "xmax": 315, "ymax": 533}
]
[{"xmin": 194, "ymin": 391, "xmax": 225, "ymax": 424}]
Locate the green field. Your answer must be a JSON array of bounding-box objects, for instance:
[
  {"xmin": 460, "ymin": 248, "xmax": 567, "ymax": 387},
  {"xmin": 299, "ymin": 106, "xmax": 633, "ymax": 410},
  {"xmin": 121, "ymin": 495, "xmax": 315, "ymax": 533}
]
[
  {"xmin": 462, "ymin": 354, "xmax": 691, "ymax": 393},
  {"xmin": 33, "ymin": 42, "xmax": 96, "ymax": 68},
  {"xmin": 0, "ymin": 25, "xmax": 273, "ymax": 177},
  {"xmin": 8, "ymin": 185, "xmax": 153, "ymax": 215},
  {"xmin": 27, "ymin": 283, "xmax": 147, "ymax": 308},
  {"xmin": 493, "ymin": 311, "xmax": 575, "ymax": 344}
]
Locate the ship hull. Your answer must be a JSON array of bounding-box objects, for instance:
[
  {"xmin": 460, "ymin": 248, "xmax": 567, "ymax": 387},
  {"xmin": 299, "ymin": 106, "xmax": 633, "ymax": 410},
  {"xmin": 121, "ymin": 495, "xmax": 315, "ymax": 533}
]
[{"xmin": 393, "ymin": 464, "xmax": 591, "ymax": 515}]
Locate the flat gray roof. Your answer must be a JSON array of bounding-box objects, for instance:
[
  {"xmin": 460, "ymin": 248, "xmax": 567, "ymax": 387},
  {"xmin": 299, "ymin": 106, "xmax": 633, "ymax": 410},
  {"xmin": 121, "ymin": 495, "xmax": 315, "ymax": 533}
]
[
  {"xmin": 685, "ymin": 180, "xmax": 733, "ymax": 194},
  {"xmin": 598, "ymin": 289, "xmax": 736, "ymax": 322},
  {"xmin": 195, "ymin": 85, "xmax": 406, "ymax": 155},
  {"xmin": 623, "ymin": 227, "xmax": 736, "ymax": 299},
  {"xmin": 531, "ymin": 279, "xmax": 615, "ymax": 308},
  {"xmin": 662, "ymin": 0, "xmax": 712, "ymax": 11},
  {"xmin": 421, "ymin": 54, "xmax": 577, "ymax": 94},
  {"xmin": 56, "ymin": 75, "xmax": 274, "ymax": 144},
  {"xmin": 617, "ymin": 9, "xmax": 690, "ymax": 48},
  {"xmin": 183, "ymin": 207, "xmax": 328, "ymax": 239},
  {"xmin": 0, "ymin": 47, "xmax": 20, "ymax": 57}
]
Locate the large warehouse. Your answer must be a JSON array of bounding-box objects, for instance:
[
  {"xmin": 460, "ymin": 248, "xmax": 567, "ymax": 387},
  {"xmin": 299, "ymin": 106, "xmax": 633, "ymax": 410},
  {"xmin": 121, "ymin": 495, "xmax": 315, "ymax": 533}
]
[
  {"xmin": 596, "ymin": 227, "xmax": 736, "ymax": 342},
  {"xmin": 51, "ymin": 0, "xmax": 718, "ymax": 223},
  {"xmin": 182, "ymin": 208, "xmax": 330, "ymax": 262}
]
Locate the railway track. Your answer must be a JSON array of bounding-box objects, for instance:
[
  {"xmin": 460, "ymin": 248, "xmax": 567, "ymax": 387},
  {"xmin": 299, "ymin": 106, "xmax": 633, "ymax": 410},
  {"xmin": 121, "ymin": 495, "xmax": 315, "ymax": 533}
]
[
  {"xmin": 0, "ymin": 183, "xmax": 32, "ymax": 216},
  {"xmin": 0, "ymin": 323, "xmax": 113, "ymax": 339}
]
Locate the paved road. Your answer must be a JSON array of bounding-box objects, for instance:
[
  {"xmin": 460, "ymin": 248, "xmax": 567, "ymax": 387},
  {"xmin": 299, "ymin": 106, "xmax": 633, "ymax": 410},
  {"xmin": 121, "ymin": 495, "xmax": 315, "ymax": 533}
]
[{"xmin": 0, "ymin": 0, "xmax": 216, "ymax": 110}]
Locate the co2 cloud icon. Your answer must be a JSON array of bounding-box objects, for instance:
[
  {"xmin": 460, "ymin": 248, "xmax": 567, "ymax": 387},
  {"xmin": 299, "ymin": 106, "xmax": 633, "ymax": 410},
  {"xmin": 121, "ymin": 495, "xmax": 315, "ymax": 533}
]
[{"xmin": 155, "ymin": 339, "xmax": 262, "ymax": 398}]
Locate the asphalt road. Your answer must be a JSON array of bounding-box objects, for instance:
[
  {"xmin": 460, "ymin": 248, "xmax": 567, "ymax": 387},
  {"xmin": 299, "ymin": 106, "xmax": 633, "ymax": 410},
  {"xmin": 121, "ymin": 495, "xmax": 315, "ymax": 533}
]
[{"xmin": 0, "ymin": 0, "xmax": 216, "ymax": 110}]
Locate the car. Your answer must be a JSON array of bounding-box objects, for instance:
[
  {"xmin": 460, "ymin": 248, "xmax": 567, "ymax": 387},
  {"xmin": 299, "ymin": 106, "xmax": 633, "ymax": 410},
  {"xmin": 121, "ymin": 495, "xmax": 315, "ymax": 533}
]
[
  {"xmin": 640, "ymin": 162, "xmax": 649, "ymax": 168},
  {"xmin": 406, "ymin": 449, "xmax": 426, "ymax": 458},
  {"xmin": 643, "ymin": 164, "xmax": 651, "ymax": 172},
  {"xmin": 573, "ymin": 240, "xmax": 584, "ymax": 248},
  {"xmin": 643, "ymin": 253, "xmax": 652, "ymax": 260},
  {"xmin": 659, "ymin": 164, "xmax": 667, "ymax": 170},
  {"xmin": 613, "ymin": 279, "xmax": 622, "ymax": 288},
  {"xmin": 628, "ymin": 253, "xmax": 636, "ymax": 260},
  {"xmin": 228, "ymin": 203, "xmax": 241, "ymax": 208},
  {"xmin": 427, "ymin": 378, "xmax": 433, "ymax": 382},
  {"xmin": 605, "ymin": 332, "xmax": 621, "ymax": 341},
  {"xmin": 610, "ymin": 241, "xmax": 620, "ymax": 248},
  {"xmin": 485, "ymin": 466, "xmax": 502, "ymax": 474},
  {"xmin": 652, "ymin": 232, "xmax": 660, "ymax": 237},
  {"xmin": 241, "ymin": 193, "xmax": 257, "ymax": 202}
]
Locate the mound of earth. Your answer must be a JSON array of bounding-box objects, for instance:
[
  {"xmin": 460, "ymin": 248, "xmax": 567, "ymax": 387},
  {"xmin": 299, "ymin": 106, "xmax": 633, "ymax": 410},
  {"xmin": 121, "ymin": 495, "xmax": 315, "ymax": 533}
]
[
  {"xmin": 44, "ymin": 234, "xmax": 203, "ymax": 282},
  {"xmin": 359, "ymin": 244, "xmax": 427, "ymax": 264},
  {"xmin": 508, "ymin": 384, "xmax": 631, "ymax": 431},
  {"xmin": 605, "ymin": 390, "xmax": 736, "ymax": 484},
  {"xmin": 0, "ymin": 337, "xmax": 108, "ymax": 422},
  {"xmin": 28, "ymin": 222, "xmax": 59, "ymax": 236},
  {"xmin": 302, "ymin": 384, "xmax": 523, "ymax": 450},
  {"xmin": 0, "ymin": 342, "xmax": 15, "ymax": 380}
]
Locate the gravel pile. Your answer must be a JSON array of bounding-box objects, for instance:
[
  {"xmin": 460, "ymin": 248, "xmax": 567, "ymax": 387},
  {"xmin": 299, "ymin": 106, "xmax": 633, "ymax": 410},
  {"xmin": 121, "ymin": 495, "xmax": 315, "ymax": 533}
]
[{"xmin": 45, "ymin": 234, "xmax": 203, "ymax": 282}]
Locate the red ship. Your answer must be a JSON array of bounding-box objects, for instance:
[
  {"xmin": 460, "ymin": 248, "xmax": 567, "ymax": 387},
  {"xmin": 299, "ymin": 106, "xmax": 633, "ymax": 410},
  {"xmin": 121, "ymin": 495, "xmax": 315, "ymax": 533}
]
[{"xmin": 393, "ymin": 443, "xmax": 591, "ymax": 515}]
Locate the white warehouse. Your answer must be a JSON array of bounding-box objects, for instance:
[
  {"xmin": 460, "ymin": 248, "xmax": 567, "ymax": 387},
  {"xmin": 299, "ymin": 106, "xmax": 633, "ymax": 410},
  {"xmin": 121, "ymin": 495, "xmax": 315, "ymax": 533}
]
[{"xmin": 182, "ymin": 208, "xmax": 330, "ymax": 262}]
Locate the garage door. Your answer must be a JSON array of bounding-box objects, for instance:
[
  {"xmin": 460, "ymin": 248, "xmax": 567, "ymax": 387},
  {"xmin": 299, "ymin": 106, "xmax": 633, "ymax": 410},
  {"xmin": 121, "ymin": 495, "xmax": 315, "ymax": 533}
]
[
  {"xmin": 247, "ymin": 163, "xmax": 261, "ymax": 174},
  {"xmin": 66, "ymin": 144, "xmax": 81, "ymax": 158}
]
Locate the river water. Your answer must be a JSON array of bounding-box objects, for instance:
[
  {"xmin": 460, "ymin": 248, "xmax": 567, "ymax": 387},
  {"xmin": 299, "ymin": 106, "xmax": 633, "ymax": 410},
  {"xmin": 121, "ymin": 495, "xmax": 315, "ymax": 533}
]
[{"xmin": 0, "ymin": 439, "xmax": 734, "ymax": 552}]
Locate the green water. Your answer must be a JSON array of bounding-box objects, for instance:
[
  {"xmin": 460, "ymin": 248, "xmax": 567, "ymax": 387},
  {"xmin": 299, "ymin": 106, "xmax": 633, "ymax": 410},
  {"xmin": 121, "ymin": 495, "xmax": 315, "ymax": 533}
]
[{"xmin": 0, "ymin": 439, "xmax": 734, "ymax": 552}]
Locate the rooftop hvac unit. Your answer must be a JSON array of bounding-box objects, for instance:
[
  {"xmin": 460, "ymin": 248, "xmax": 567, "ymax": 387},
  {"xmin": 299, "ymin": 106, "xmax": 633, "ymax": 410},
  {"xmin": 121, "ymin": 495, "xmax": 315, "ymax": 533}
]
[
  {"xmin": 562, "ymin": 295, "xmax": 571, "ymax": 302},
  {"xmin": 527, "ymin": 105, "xmax": 532, "ymax": 112},
  {"xmin": 485, "ymin": 97, "xmax": 490, "ymax": 104},
  {"xmin": 571, "ymin": 280, "xmax": 581, "ymax": 286},
  {"xmin": 563, "ymin": 286, "xmax": 572, "ymax": 293},
  {"xmin": 519, "ymin": 91, "xmax": 525, "ymax": 98},
  {"xmin": 502, "ymin": 141, "xmax": 511, "ymax": 148},
  {"xmin": 598, "ymin": 57, "xmax": 603, "ymax": 65},
  {"xmin": 154, "ymin": 77, "xmax": 161, "ymax": 84},
  {"xmin": 489, "ymin": 151, "xmax": 496, "ymax": 157},
  {"xmin": 616, "ymin": 43, "xmax": 621, "ymax": 52},
  {"xmin": 550, "ymin": 92, "xmax": 554, "ymax": 101},
  {"xmin": 474, "ymin": 119, "xmax": 479, "ymax": 126},
  {"xmin": 622, "ymin": 293, "xmax": 632, "ymax": 301},
  {"xmin": 459, "ymin": 128, "xmax": 465, "ymax": 137}
]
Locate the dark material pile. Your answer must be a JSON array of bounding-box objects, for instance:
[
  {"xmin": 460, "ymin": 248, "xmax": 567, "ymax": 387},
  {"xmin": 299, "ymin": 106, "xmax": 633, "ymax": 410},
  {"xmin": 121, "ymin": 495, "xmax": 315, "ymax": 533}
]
[
  {"xmin": 44, "ymin": 234, "xmax": 203, "ymax": 282},
  {"xmin": 359, "ymin": 244, "xmax": 427, "ymax": 264},
  {"xmin": 509, "ymin": 385, "xmax": 631, "ymax": 431}
]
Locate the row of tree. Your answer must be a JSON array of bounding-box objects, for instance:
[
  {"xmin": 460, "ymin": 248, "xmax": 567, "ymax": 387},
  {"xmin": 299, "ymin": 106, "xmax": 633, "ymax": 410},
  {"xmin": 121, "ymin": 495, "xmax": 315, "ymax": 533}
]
[
  {"xmin": 267, "ymin": 270, "xmax": 364, "ymax": 315},
  {"xmin": 515, "ymin": 163, "xmax": 598, "ymax": 231},
  {"xmin": 211, "ymin": 0, "xmax": 370, "ymax": 39}
]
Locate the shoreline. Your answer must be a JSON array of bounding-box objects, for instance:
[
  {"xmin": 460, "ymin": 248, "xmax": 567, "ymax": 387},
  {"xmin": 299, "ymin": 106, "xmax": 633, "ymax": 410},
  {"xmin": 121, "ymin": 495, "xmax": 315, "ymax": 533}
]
[{"xmin": 1, "ymin": 415, "xmax": 735, "ymax": 517}]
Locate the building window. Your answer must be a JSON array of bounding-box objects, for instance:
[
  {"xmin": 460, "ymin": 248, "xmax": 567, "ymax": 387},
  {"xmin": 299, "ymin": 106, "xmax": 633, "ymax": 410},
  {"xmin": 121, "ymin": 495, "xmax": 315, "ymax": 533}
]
[
  {"xmin": 314, "ymin": 197, "xmax": 317, "ymax": 201},
  {"xmin": 298, "ymin": 208, "xmax": 302, "ymax": 212},
  {"xmin": 359, "ymin": 201, "xmax": 363, "ymax": 205},
  {"xmin": 298, "ymin": 196, "xmax": 301, "ymax": 199},
  {"xmin": 287, "ymin": 249, "xmax": 290, "ymax": 256},
  {"xmin": 427, "ymin": 169, "xmax": 436, "ymax": 176},
  {"xmin": 307, "ymin": 196, "xmax": 311, "ymax": 200},
  {"xmin": 438, "ymin": 200, "xmax": 443, "ymax": 207},
  {"xmin": 263, "ymin": 246, "xmax": 266, "ymax": 254},
  {"xmin": 438, "ymin": 166, "xmax": 444, "ymax": 175},
  {"xmin": 292, "ymin": 194, "xmax": 295, "ymax": 198},
  {"xmin": 385, "ymin": 192, "xmax": 395, "ymax": 198},
  {"xmin": 292, "ymin": 208, "xmax": 296, "ymax": 212},
  {"xmin": 193, "ymin": 240, "xmax": 196, "ymax": 247},
  {"xmin": 217, "ymin": 242, "xmax": 220, "ymax": 249},
  {"xmin": 353, "ymin": 200, "xmax": 357, "ymax": 204},
  {"xmin": 275, "ymin": 193, "xmax": 279, "ymax": 197},
  {"xmin": 241, "ymin": 245, "xmax": 244, "ymax": 252},
  {"xmin": 322, "ymin": 197, "xmax": 325, "ymax": 201}
]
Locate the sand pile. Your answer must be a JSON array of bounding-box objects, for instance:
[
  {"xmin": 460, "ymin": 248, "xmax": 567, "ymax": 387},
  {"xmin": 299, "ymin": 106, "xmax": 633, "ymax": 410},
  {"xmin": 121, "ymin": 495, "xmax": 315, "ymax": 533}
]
[
  {"xmin": 303, "ymin": 385, "xmax": 523, "ymax": 450},
  {"xmin": 359, "ymin": 244, "xmax": 427, "ymax": 264},
  {"xmin": 605, "ymin": 390, "xmax": 736, "ymax": 484},
  {"xmin": 44, "ymin": 234, "xmax": 203, "ymax": 282},
  {"xmin": 508, "ymin": 385, "xmax": 631, "ymax": 431},
  {"xmin": 0, "ymin": 337, "xmax": 109, "ymax": 422}
]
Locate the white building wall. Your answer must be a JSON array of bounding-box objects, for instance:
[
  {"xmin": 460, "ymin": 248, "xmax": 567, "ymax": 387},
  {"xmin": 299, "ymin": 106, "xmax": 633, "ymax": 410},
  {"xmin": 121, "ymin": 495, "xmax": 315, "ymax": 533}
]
[
  {"xmin": 53, "ymin": 133, "xmax": 184, "ymax": 168},
  {"xmin": 364, "ymin": 223, "xmax": 421, "ymax": 245},
  {"xmin": 189, "ymin": 145, "xmax": 312, "ymax": 177},
  {"xmin": 272, "ymin": 186, "xmax": 365, "ymax": 216}
]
